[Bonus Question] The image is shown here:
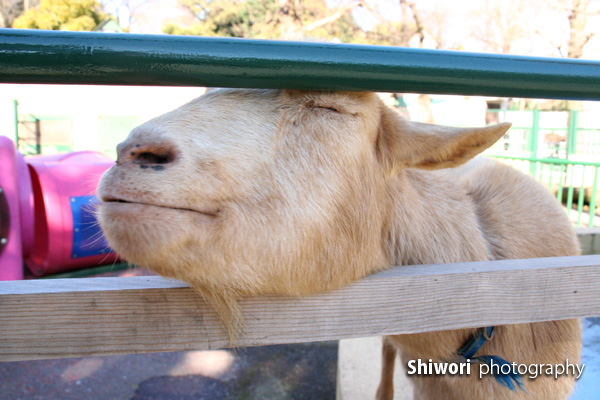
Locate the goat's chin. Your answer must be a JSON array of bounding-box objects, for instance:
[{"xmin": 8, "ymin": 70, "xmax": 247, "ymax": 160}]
[{"xmin": 98, "ymin": 202, "xmax": 201, "ymax": 269}]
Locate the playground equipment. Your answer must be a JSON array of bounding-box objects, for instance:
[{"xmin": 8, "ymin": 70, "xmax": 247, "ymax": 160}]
[{"xmin": 0, "ymin": 136, "xmax": 118, "ymax": 279}]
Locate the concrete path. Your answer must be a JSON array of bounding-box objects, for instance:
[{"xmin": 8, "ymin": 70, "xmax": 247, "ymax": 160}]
[{"xmin": 0, "ymin": 342, "xmax": 338, "ymax": 400}]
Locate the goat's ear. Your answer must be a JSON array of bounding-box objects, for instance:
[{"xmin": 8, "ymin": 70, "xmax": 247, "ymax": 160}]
[{"xmin": 376, "ymin": 107, "xmax": 511, "ymax": 172}]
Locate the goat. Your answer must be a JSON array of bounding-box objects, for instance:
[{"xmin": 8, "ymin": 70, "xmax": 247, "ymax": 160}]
[{"xmin": 98, "ymin": 89, "xmax": 581, "ymax": 399}]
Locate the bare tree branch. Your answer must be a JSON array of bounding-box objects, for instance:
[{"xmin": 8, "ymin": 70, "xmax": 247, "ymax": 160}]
[
  {"xmin": 583, "ymin": 31, "xmax": 596, "ymax": 47},
  {"xmin": 403, "ymin": 0, "xmax": 425, "ymax": 47},
  {"xmin": 0, "ymin": 0, "xmax": 25, "ymax": 28},
  {"xmin": 304, "ymin": 1, "xmax": 358, "ymax": 32}
]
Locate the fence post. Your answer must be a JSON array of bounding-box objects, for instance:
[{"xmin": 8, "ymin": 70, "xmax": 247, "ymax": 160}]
[
  {"xmin": 590, "ymin": 167, "xmax": 598, "ymax": 228},
  {"xmin": 12, "ymin": 99, "xmax": 18, "ymax": 147},
  {"xmin": 529, "ymin": 109, "xmax": 539, "ymax": 176},
  {"xmin": 567, "ymin": 110, "xmax": 578, "ymax": 159}
]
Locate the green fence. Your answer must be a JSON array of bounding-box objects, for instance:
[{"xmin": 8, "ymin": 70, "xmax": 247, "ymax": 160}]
[
  {"xmin": 484, "ymin": 108, "xmax": 600, "ymax": 227},
  {"xmin": 16, "ymin": 113, "xmax": 73, "ymax": 155},
  {"xmin": 488, "ymin": 155, "xmax": 599, "ymax": 227},
  {"xmin": 11, "ymin": 101, "xmax": 141, "ymax": 158},
  {"xmin": 486, "ymin": 109, "xmax": 600, "ymax": 161}
]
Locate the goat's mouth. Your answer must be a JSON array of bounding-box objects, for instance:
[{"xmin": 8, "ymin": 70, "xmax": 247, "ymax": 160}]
[{"xmin": 101, "ymin": 197, "xmax": 220, "ymax": 218}]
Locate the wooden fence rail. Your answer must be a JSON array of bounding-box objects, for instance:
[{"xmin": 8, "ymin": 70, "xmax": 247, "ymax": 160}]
[{"xmin": 2, "ymin": 254, "xmax": 600, "ymax": 362}]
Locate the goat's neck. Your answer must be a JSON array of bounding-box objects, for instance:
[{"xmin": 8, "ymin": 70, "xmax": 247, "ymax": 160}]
[
  {"xmin": 382, "ymin": 168, "xmax": 490, "ymax": 360},
  {"xmin": 385, "ymin": 168, "xmax": 491, "ymax": 266}
]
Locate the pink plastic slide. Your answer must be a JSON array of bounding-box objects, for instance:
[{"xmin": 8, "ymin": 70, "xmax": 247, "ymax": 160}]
[{"xmin": 0, "ymin": 136, "xmax": 119, "ymax": 279}]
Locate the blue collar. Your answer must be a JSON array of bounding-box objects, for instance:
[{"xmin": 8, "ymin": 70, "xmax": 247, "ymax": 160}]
[{"xmin": 457, "ymin": 326, "xmax": 525, "ymax": 392}]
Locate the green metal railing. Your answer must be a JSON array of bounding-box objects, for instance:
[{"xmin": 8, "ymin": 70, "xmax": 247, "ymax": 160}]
[
  {"xmin": 16, "ymin": 113, "xmax": 73, "ymax": 155},
  {"xmin": 1, "ymin": 29, "xmax": 600, "ymax": 99},
  {"xmin": 12, "ymin": 99, "xmax": 18, "ymax": 144},
  {"xmin": 485, "ymin": 109, "xmax": 600, "ymax": 226},
  {"xmin": 488, "ymin": 155, "xmax": 599, "ymax": 227},
  {"xmin": 486, "ymin": 109, "xmax": 600, "ymax": 162}
]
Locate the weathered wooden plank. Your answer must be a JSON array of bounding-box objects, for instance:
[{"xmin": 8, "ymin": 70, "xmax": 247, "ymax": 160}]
[{"xmin": 1, "ymin": 255, "xmax": 600, "ymax": 362}]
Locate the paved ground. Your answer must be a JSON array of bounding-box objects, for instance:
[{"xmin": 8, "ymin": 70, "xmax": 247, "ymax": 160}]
[
  {"xmin": 0, "ymin": 267, "xmax": 338, "ymax": 400},
  {"xmin": 0, "ymin": 342, "xmax": 338, "ymax": 400}
]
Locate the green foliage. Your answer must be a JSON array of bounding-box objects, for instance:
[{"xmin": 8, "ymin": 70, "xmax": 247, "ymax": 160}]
[
  {"xmin": 163, "ymin": 0, "xmax": 422, "ymax": 47},
  {"xmin": 165, "ymin": 0, "xmax": 277, "ymax": 38},
  {"xmin": 164, "ymin": 0, "xmax": 361, "ymax": 41},
  {"xmin": 13, "ymin": 0, "xmax": 107, "ymax": 31}
]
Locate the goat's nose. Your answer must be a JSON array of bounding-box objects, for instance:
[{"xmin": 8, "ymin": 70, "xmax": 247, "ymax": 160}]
[{"xmin": 116, "ymin": 141, "xmax": 177, "ymax": 167}]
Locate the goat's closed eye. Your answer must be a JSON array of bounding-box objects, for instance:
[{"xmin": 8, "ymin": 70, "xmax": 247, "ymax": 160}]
[
  {"xmin": 316, "ymin": 105, "xmax": 340, "ymax": 113},
  {"xmin": 305, "ymin": 100, "xmax": 340, "ymax": 113}
]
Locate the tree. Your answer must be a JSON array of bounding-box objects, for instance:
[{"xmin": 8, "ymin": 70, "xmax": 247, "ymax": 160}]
[
  {"xmin": 550, "ymin": 0, "xmax": 600, "ymax": 58},
  {"xmin": 102, "ymin": 0, "xmax": 148, "ymax": 31},
  {"xmin": 0, "ymin": 0, "xmax": 33, "ymax": 27},
  {"xmin": 353, "ymin": 0, "xmax": 424, "ymax": 47},
  {"xmin": 568, "ymin": 0, "xmax": 600, "ymax": 57},
  {"xmin": 545, "ymin": 0, "xmax": 600, "ymax": 142},
  {"xmin": 469, "ymin": 0, "xmax": 536, "ymax": 54},
  {"xmin": 468, "ymin": 0, "xmax": 600, "ymax": 58},
  {"xmin": 164, "ymin": 0, "xmax": 365, "ymax": 41},
  {"xmin": 163, "ymin": 0, "xmax": 438, "ymax": 49},
  {"xmin": 12, "ymin": 0, "xmax": 107, "ymax": 30},
  {"xmin": 416, "ymin": 2, "xmax": 458, "ymax": 50}
]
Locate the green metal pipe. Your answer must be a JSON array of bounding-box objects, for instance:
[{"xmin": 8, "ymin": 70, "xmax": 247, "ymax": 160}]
[
  {"xmin": 577, "ymin": 168, "xmax": 585, "ymax": 227},
  {"xmin": 589, "ymin": 167, "xmax": 598, "ymax": 228},
  {"xmin": 489, "ymin": 155, "xmax": 600, "ymax": 167},
  {"xmin": 1, "ymin": 29, "xmax": 600, "ymax": 99},
  {"xmin": 567, "ymin": 165, "xmax": 575, "ymax": 215},
  {"xmin": 567, "ymin": 110, "xmax": 579, "ymax": 158},
  {"xmin": 547, "ymin": 163, "xmax": 554, "ymax": 192},
  {"xmin": 528, "ymin": 110, "xmax": 539, "ymax": 176},
  {"xmin": 558, "ymin": 164, "xmax": 565, "ymax": 203},
  {"xmin": 12, "ymin": 99, "xmax": 18, "ymax": 146}
]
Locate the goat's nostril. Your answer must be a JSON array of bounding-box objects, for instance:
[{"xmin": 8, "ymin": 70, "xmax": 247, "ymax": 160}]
[
  {"xmin": 117, "ymin": 142, "xmax": 177, "ymax": 167},
  {"xmin": 133, "ymin": 151, "xmax": 172, "ymax": 165}
]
